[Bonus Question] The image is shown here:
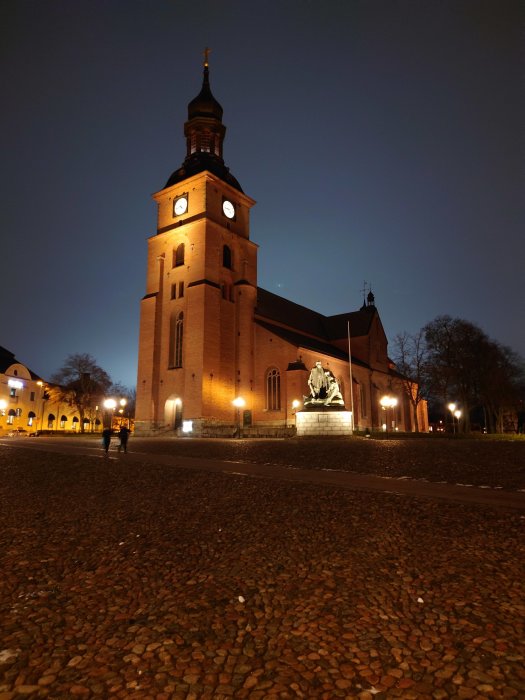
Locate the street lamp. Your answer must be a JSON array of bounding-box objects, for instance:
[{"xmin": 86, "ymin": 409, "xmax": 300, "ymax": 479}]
[
  {"xmin": 232, "ymin": 397, "xmax": 245, "ymax": 438},
  {"xmin": 103, "ymin": 398, "xmax": 117, "ymax": 429},
  {"xmin": 290, "ymin": 399, "xmax": 301, "ymax": 429},
  {"xmin": 380, "ymin": 395, "xmax": 398, "ymax": 435},
  {"xmin": 454, "ymin": 409, "xmax": 462, "ymax": 434},
  {"xmin": 37, "ymin": 381, "xmax": 50, "ymax": 432},
  {"xmin": 118, "ymin": 398, "xmax": 128, "ymax": 428},
  {"xmin": 447, "ymin": 403, "xmax": 457, "ymax": 434}
]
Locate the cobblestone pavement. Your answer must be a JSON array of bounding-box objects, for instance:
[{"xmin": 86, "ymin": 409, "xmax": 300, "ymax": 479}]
[{"xmin": 0, "ymin": 441, "xmax": 524, "ymax": 699}]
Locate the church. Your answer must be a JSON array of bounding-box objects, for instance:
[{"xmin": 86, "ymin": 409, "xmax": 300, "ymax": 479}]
[{"xmin": 135, "ymin": 59, "xmax": 428, "ymax": 437}]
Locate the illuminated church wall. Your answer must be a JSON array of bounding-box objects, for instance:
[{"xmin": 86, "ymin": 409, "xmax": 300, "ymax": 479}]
[{"xmin": 135, "ymin": 61, "xmax": 427, "ymax": 436}]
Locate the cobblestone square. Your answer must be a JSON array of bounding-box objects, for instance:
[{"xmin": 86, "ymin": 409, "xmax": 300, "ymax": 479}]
[{"xmin": 0, "ymin": 438, "xmax": 523, "ymax": 699}]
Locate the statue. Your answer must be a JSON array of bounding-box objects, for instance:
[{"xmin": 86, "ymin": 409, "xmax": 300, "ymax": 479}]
[
  {"xmin": 304, "ymin": 361, "xmax": 345, "ymax": 408},
  {"xmin": 308, "ymin": 361, "xmax": 328, "ymax": 399},
  {"xmin": 324, "ymin": 372, "xmax": 344, "ymax": 405}
]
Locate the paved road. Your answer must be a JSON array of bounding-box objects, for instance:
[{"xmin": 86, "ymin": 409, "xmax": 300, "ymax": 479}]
[{"xmin": 0, "ymin": 438, "xmax": 523, "ymax": 699}]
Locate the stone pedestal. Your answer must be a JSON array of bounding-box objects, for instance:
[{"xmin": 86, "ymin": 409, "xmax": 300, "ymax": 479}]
[{"xmin": 296, "ymin": 410, "xmax": 353, "ymax": 437}]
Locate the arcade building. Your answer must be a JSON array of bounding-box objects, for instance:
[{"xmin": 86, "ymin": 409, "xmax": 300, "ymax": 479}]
[{"xmin": 135, "ymin": 60, "xmax": 428, "ymax": 436}]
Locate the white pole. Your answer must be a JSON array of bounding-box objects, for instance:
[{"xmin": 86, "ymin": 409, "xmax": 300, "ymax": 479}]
[{"xmin": 347, "ymin": 321, "xmax": 355, "ymax": 431}]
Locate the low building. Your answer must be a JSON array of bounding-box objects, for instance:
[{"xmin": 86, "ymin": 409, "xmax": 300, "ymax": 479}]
[{"xmin": 0, "ymin": 346, "xmax": 102, "ymax": 434}]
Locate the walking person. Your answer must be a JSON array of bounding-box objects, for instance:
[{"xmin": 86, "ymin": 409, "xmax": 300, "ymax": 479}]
[
  {"xmin": 118, "ymin": 425, "xmax": 130, "ymax": 453},
  {"xmin": 102, "ymin": 427, "xmax": 112, "ymax": 454}
]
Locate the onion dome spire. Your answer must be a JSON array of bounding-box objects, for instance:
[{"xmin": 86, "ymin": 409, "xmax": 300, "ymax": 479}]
[
  {"xmin": 187, "ymin": 48, "xmax": 223, "ymax": 121},
  {"xmin": 165, "ymin": 49, "xmax": 243, "ymax": 192}
]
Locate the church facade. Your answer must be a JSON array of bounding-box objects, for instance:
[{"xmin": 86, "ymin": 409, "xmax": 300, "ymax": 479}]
[{"xmin": 135, "ymin": 61, "xmax": 428, "ymax": 436}]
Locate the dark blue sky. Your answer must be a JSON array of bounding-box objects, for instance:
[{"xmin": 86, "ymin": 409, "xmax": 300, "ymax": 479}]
[{"xmin": 2, "ymin": 0, "xmax": 523, "ymax": 388}]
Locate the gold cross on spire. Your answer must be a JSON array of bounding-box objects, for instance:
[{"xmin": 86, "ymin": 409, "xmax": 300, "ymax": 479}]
[{"xmin": 204, "ymin": 47, "xmax": 210, "ymax": 67}]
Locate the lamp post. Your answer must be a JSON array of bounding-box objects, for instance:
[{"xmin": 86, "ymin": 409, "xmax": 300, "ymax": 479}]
[
  {"xmin": 380, "ymin": 395, "xmax": 398, "ymax": 435},
  {"xmin": 103, "ymin": 398, "xmax": 117, "ymax": 430},
  {"xmin": 392, "ymin": 397, "xmax": 398, "ymax": 432},
  {"xmin": 291, "ymin": 399, "xmax": 301, "ymax": 429},
  {"xmin": 232, "ymin": 397, "xmax": 245, "ymax": 438},
  {"xmin": 37, "ymin": 381, "xmax": 49, "ymax": 433},
  {"xmin": 454, "ymin": 409, "xmax": 462, "ymax": 434},
  {"xmin": 118, "ymin": 398, "xmax": 128, "ymax": 428}
]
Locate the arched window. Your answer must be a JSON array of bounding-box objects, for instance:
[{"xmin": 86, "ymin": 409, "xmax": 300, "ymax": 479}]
[
  {"xmin": 48, "ymin": 413, "xmax": 56, "ymax": 430},
  {"xmin": 200, "ymin": 131, "xmax": 211, "ymax": 153},
  {"xmin": 28, "ymin": 411, "xmax": 36, "ymax": 427},
  {"xmin": 174, "ymin": 243, "xmax": 185, "ymax": 268},
  {"xmin": 60, "ymin": 415, "xmax": 67, "ymax": 429},
  {"xmin": 175, "ymin": 312, "xmax": 184, "ymax": 367},
  {"xmin": 169, "ymin": 312, "xmax": 184, "ymax": 368},
  {"xmin": 265, "ymin": 368, "xmax": 281, "ymax": 411},
  {"xmin": 223, "ymin": 245, "xmax": 232, "ymax": 269}
]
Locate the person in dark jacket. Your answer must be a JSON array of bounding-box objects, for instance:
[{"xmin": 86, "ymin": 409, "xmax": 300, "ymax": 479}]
[
  {"xmin": 118, "ymin": 425, "xmax": 131, "ymax": 453},
  {"xmin": 102, "ymin": 428, "xmax": 112, "ymax": 454}
]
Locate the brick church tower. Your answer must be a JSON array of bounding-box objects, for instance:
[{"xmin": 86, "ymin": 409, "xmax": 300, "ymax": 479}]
[
  {"xmin": 136, "ymin": 57, "xmax": 429, "ymax": 436},
  {"xmin": 135, "ymin": 57, "xmax": 257, "ymax": 435}
]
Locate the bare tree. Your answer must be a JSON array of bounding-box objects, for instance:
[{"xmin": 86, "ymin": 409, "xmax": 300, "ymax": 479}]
[
  {"xmin": 392, "ymin": 330, "xmax": 428, "ymax": 432},
  {"xmin": 423, "ymin": 316, "xmax": 524, "ymax": 433},
  {"xmin": 51, "ymin": 354, "xmax": 111, "ymax": 432},
  {"xmin": 478, "ymin": 343, "xmax": 525, "ymax": 433}
]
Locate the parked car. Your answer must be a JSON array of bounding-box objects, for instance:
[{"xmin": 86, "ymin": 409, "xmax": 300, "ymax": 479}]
[{"xmin": 7, "ymin": 427, "xmax": 29, "ymax": 437}]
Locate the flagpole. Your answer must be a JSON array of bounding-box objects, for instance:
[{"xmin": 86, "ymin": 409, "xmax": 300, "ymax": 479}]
[{"xmin": 347, "ymin": 321, "xmax": 355, "ymax": 432}]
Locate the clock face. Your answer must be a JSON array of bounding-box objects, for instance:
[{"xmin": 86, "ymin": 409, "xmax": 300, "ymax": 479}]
[
  {"xmin": 222, "ymin": 200, "xmax": 235, "ymax": 219},
  {"xmin": 174, "ymin": 196, "xmax": 188, "ymax": 216}
]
